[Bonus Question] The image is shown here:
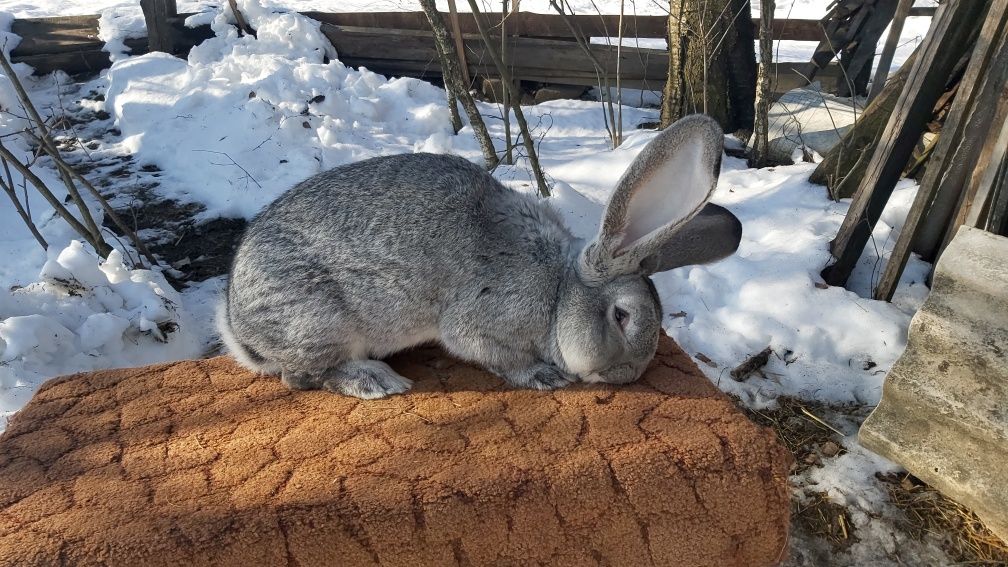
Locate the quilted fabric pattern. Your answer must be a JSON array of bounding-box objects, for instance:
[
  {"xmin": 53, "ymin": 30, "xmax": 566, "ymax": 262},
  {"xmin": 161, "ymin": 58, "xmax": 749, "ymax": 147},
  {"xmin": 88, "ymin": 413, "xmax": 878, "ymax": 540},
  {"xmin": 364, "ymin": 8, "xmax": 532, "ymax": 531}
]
[{"xmin": 0, "ymin": 335, "xmax": 790, "ymax": 566}]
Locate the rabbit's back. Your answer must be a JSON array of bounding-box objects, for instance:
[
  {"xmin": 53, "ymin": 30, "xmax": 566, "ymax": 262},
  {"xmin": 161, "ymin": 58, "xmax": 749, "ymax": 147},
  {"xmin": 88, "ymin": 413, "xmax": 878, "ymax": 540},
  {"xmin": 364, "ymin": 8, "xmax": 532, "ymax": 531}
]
[{"xmin": 227, "ymin": 153, "xmax": 572, "ymax": 363}]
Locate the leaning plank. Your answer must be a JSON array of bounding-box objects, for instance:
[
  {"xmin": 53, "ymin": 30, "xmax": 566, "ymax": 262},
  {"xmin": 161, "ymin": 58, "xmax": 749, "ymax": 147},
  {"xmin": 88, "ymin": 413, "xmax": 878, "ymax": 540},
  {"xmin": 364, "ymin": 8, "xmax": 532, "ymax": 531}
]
[
  {"xmin": 868, "ymin": 0, "xmax": 914, "ymax": 101},
  {"xmin": 835, "ymin": 0, "xmax": 899, "ymax": 97},
  {"xmin": 822, "ymin": 0, "xmax": 989, "ymax": 288},
  {"xmin": 874, "ymin": 0, "xmax": 1008, "ymax": 301},
  {"xmin": 963, "ymin": 115, "xmax": 1008, "ymax": 230},
  {"xmin": 941, "ymin": 79, "xmax": 1008, "ymax": 243}
]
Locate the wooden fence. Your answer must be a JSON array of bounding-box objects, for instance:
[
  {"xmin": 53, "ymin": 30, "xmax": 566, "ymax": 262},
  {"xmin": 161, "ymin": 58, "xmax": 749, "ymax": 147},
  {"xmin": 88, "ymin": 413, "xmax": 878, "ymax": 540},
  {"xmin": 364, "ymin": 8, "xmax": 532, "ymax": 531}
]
[{"xmin": 11, "ymin": 9, "xmax": 900, "ymax": 93}]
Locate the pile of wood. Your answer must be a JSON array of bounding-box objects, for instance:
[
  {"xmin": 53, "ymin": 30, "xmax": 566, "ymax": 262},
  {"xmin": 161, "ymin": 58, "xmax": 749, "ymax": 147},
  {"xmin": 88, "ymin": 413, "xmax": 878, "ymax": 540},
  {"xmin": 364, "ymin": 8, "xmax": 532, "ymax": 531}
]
[{"xmin": 821, "ymin": 0, "xmax": 1008, "ymax": 300}]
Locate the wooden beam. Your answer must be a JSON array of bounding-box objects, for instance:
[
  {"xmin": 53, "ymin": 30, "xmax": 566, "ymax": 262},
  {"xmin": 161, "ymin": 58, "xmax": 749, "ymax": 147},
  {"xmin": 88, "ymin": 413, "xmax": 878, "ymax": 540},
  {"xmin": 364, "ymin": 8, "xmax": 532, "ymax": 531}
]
[
  {"xmin": 964, "ymin": 115, "xmax": 1008, "ymax": 230},
  {"xmin": 9, "ymin": 15, "xmax": 101, "ymax": 56},
  {"xmin": 874, "ymin": 0, "xmax": 1008, "ymax": 300},
  {"xmin": 10, "ymin": 11, "xmax": 828, "ymax": 58},
  {"xmin": 822, "ymin": 0, "xmax": 989, "ymax": 288},
  {"xmin": 9, "ymin": 11, "xmax": 834, "ymax": 82},
  {"xmin": 908, "ymin": 6, "xmax": 937, "ymax": 17}
]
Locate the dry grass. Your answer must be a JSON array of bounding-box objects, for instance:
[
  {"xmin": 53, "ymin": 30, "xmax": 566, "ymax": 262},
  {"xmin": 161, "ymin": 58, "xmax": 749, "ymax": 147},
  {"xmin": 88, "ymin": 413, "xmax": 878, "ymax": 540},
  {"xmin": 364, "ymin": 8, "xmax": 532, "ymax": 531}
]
[
  {"xmin": 792, "ymin": 491, "xmax": 858, "ymax": 550},
  {"xmin": 739, "ymin": 396, "xmax": 848, "ymax": 475},
  {"xmin": 738, "ymin": 397, "xmax": 859, "ymax": 551},
  {"xmin": 879, "ymin": 472, "xmax": 1008, "ymax": 566}
]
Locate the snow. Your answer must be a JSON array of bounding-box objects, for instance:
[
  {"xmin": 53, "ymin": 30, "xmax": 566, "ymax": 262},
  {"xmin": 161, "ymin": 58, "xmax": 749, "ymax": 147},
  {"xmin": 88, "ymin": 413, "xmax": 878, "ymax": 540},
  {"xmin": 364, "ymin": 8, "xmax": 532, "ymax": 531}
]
[
  {"xmin": 0, "ymin": 1, "xmax": 961, "ymax": 564},
  {"xmin": 0, "ymin": 242, "xmax": 215, "ymax": 421}
]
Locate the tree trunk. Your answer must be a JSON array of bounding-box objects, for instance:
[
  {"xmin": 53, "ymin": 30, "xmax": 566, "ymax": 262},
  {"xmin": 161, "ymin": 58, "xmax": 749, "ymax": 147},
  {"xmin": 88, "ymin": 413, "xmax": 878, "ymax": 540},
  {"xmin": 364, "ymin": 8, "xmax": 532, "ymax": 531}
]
[
  {"xmin": 749, "ymin": 0, "xmax": 774, "ymax": 167},
  {"xmin": 661, "ymin": 0, "xmax": 756, "ymax": 133},
  {"xmin": 419, "ymin": 0, "xmax": 499, "ymax": 169}
]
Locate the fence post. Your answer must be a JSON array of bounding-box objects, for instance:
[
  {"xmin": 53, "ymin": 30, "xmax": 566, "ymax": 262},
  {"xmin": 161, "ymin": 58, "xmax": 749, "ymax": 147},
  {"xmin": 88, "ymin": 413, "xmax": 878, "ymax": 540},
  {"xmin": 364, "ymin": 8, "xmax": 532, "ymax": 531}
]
[{"xmin": 140, "ymin": 0, "xmax": 178, "ymax": 53}]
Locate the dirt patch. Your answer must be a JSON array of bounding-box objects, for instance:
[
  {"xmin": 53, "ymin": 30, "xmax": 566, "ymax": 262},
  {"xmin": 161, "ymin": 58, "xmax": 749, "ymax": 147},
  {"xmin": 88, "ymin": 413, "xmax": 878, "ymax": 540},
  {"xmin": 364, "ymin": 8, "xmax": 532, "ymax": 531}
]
[
  {"xmin": 741, "ymin": 396, "xmax": 1008, "ymax": 565},
  {"xmin": 739, "ymin": 398, "xmax": 860, "ymax": 553},
  {"xmin": 45, "ymin": 85, "xmax": 246, "ymax": 284},
  {"xmin": 740, "ymin": 397, "xmax": 851, "ymax": 477}
]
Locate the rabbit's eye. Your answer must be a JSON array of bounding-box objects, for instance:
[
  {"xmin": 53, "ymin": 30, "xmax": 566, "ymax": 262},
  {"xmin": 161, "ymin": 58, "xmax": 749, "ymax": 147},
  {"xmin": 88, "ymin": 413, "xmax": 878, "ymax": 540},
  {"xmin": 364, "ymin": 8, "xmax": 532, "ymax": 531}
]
[{"xmin": 613, "ymin": 307, "xmax": 630, "ymax": 331}]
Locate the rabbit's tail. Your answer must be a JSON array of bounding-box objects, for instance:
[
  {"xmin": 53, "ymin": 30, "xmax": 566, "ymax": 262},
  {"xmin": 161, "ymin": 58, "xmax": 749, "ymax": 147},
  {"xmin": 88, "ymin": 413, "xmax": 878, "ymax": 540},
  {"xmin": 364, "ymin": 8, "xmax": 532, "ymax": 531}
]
[{"xmin": 215, "ymin": 301, "xmax": 280, "ymax": 375}]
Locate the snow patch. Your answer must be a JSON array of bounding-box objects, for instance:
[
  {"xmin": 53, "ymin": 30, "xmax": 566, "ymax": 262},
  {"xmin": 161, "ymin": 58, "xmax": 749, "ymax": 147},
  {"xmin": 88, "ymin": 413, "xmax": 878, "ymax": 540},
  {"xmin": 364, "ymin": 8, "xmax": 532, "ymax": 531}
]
[{"xmin": 0, "ymin": 242, "xmax": 208, "ymax": 428}]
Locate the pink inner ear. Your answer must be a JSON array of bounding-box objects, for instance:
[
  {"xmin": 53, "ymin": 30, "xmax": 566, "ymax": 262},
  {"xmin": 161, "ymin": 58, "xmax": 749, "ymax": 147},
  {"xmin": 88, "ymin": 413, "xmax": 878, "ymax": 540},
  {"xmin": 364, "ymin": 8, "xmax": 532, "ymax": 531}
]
[{"xmin": 616, "ymin": 137, "xmax": 714, "ymax": 253}]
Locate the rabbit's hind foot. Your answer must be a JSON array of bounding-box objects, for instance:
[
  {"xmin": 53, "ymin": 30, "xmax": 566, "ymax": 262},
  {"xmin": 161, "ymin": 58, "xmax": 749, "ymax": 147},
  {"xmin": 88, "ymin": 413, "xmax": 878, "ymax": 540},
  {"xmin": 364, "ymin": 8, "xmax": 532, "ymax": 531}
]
[{"xmin": 309, "ymin": 360, "xmax": 414, "ymax": 399}]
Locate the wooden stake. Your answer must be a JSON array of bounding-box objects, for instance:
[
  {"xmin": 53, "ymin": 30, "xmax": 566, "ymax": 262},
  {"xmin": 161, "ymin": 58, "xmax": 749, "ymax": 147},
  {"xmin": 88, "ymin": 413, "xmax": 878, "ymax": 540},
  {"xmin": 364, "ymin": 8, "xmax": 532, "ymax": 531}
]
[
  {"xmin": 466, "ymin": 0, "xmax": 550, "ymax": 197},
  {"xmin": 445, "ymin": 0, "xmax": 471, "ymax": 88},
  {"xmin": 418, "ymin": 0, "xmax": 499, "ymax": 169},
  {"xmin": 227, "ymin": 0, "xmax": 255, "ymax": 37}
]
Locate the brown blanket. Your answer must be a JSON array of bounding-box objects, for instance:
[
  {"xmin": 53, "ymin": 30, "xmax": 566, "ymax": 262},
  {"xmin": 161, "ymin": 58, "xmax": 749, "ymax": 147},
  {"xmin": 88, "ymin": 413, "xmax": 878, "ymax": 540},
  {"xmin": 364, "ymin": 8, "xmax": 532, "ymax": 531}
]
[{"xmin": 0, "ymin": 335, "xmax": 790, "ymax": 566}]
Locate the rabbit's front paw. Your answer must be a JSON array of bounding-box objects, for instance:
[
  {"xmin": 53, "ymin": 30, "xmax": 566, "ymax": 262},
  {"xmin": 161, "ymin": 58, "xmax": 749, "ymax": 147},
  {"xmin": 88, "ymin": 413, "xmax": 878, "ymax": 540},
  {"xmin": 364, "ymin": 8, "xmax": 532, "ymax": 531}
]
[
  {"xmin": 506, "ymin": 363, "xmax": 576, "ymax": 391},
  {"xmin": 321, "ymin": 360, "xmax": 413, "ymax": 399}
]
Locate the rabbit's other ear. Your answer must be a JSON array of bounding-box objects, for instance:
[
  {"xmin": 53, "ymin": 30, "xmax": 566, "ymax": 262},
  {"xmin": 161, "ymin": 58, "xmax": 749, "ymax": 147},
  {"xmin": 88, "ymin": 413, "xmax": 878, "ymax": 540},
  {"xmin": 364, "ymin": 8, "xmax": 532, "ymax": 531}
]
[
  {"xmin": 579, "ymin": 114, "xmax": 724, "ymax": 283},
  {"xmin": 638, "ymin": 203, "xmax": 741, "ymax": 274}
]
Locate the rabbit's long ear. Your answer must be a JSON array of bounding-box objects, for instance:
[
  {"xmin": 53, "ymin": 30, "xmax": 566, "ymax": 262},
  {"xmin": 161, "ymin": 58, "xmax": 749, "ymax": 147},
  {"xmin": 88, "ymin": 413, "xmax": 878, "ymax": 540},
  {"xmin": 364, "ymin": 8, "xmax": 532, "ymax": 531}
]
[{"xmin": 578, "ymin": 114, "xmax": 725, "ymax": 283}]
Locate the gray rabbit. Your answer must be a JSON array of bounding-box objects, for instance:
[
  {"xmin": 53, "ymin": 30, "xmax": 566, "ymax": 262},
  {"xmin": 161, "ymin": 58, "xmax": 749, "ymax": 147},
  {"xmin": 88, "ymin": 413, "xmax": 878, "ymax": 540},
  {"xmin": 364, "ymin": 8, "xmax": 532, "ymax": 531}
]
[{"xmin": 218, "ymin": 114, "xmax": 741, "ymax": 399}]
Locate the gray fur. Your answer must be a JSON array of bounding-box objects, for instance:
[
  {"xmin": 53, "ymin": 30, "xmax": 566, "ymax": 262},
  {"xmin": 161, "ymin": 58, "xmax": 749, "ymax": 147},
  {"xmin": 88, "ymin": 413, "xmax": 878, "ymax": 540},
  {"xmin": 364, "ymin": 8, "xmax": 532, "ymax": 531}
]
[{"xmin": 220, "ymin": 114, "xmax": 738, "ymax": 398}]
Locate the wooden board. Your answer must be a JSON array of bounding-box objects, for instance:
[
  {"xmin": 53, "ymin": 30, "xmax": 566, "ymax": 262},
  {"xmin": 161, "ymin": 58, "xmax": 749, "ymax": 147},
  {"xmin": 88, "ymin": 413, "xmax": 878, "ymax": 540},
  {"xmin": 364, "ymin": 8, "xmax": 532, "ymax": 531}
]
[
  {"xmin": 10, "ymin": 15, "xmax": 101, "ymax": 55},
  {"xmin": 10, "ymin": 11, "xmax": 830, "ymax": 59},
  {"xmin": 306, "ymin": 11, "xmax": 827, "ymax": 41},
  {"xmin": 9, "ymin": 10, "xmax": 840, "ymax": 93}
]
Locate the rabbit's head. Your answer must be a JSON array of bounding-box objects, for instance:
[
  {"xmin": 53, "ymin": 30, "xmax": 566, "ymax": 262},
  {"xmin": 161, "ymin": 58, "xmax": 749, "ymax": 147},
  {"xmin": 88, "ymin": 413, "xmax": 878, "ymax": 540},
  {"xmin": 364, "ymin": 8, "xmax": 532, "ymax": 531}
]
[{"xmin": 555, "ymin": 114, "xmax": 741, "ymax": 384}]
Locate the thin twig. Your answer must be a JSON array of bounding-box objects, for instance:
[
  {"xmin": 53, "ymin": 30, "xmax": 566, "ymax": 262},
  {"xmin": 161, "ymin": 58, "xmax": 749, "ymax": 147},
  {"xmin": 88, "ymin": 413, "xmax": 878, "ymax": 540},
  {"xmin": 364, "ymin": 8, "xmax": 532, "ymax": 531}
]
[
  {"xmin": 191, "ymin": 149, "xmax": 262, "ymax": 189},
  {"xmin": 0, "ymin": 52, "xmax": 105, "ymax": 245},
  {"xmin": 467, "ymin": 0, "xmax": 550, "ymax": 196},
  {"xmin": 0, "ymin": 141, "xmax": 107, "ymax": 254},
  {"xmin": 0, "ymin": 156, "xmax": 47, "ymax": 250}
]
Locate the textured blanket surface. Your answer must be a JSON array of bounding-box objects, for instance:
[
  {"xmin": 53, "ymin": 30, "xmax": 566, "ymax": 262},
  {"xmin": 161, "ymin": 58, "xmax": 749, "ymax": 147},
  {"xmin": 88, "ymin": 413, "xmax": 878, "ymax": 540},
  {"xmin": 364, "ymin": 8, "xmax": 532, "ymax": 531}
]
[{"xmin": 0, "ymin": 335, "xmax": 790, "ymax": 566}]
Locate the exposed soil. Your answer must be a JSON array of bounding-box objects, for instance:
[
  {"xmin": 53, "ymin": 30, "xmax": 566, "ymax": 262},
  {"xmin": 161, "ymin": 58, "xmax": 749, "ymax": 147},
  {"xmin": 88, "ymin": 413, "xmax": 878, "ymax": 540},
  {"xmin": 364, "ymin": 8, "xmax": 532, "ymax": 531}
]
[{"xmin": 48, "ymin": 83, "xmax": 247, "ymax": 286}]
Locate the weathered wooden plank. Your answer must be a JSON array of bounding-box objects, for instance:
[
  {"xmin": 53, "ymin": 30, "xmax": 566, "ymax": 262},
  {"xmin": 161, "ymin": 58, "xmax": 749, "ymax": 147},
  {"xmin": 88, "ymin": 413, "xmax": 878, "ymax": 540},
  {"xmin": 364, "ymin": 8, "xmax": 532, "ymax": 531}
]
[
  {"xmin": 823, "ymin": 0, "xmax": 989, "ymax": 288},
  {"xmin": 964, "ymin": 113, "xmax": 1008, "ymax": 230},
  {"xmin": 10, "ymin": 16, "xmax": 101, "ymax": 56},
  {"xmin": 321, "ymin": 25, "xmax": 663, "ymax": 78},
  {"xmin": 836, "ymin": 0, "xmax": 899, "ymax": 97},
  {"xmin": 9, "ymin": 10, "xmax": 835, "ymax": 85},
  {"xmin": 10, "ymin": 11, "xmax": 829, "ymax": 58},
  {"xmin": 868, "ymin": 0, "xmax": 913, "ymax": 101},
  {"xmin": 908, "ymin": 6, "xmax": 937, "ymax": 17},
  {"xmin": 940, "ymin": 64, "xmax": 1008, "ymax": 243},
  {"xmin": 874, "ymin": 0, "xmax": 1008, "ymax": 300}
]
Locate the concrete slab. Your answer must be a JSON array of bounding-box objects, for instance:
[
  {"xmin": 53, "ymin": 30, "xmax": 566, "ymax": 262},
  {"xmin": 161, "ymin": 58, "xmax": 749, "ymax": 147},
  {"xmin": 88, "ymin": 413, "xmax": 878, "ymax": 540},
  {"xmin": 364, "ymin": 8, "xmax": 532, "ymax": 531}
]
[{"xmin": 860, "ymin": 226, "xmax": 1008, "ymax": 542}]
